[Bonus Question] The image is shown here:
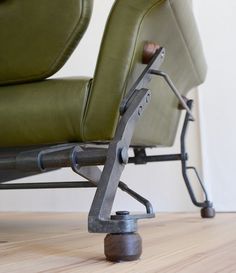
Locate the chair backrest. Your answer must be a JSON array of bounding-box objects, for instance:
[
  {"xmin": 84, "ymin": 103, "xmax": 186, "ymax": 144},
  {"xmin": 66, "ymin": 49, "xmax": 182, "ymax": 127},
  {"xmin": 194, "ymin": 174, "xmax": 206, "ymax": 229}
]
[
  {"xmin": 0, "ymin": 0, "xmax": 93, "ymax": 86},
  {"xmin": 83, "ymin": 0, "xmax": 207, "ymax": 147}
]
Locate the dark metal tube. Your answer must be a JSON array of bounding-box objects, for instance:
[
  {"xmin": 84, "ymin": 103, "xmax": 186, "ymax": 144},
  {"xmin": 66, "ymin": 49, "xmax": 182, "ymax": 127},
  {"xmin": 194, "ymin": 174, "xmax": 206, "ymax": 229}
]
[
  {"xmin": 128, "ymin": 154, "xmax": 182, "ymax": 164},
  {"xmin": 0, "ymin": 157, "xmax": 16, "ymax": 170},
  {"xmin": 0, "ymin": 181, "xmax": 96, "ymax": 190},
  {"xmin": 35, "ymin": 148, "xmax": 107, "ymax": 170},
  {"xmin": 75, "ymin": 149, "xmax": 107, "ymax": 166},
  {"xmin": 41, "ymin": 149, "xmax": 74, "ymax": 169},
  {"xmin": 0, "ymin": 147, "xmax": 108, "ymax": 172}
]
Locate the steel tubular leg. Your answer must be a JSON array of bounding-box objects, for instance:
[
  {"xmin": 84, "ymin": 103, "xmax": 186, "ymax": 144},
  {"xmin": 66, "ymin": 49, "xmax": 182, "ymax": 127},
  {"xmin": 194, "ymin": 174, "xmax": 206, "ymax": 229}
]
[{"xmin": 180, "ymin": 100, "xmax": 213, "ymax": 209}]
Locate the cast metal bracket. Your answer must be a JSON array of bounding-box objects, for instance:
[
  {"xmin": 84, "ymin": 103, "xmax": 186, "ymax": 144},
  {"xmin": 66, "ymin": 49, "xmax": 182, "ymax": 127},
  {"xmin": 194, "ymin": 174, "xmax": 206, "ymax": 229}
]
[{"xmin": 87, "ymin": 88, "xmax": 154, "ymax": 233}]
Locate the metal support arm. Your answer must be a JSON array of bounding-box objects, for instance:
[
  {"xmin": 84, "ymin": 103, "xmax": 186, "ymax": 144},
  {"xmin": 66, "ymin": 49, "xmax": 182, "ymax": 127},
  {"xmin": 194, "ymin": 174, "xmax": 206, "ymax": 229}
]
[
  {"xmin": 150, "ymin": 70, "xmax": 195, "ymax": 121},
  {"xmin": 129, "ymin": 100, "xmax": 213, "ymax": 209},
  {"xmin": 180, "ymin": 100, "xmax": 211, "ymax": 208}
]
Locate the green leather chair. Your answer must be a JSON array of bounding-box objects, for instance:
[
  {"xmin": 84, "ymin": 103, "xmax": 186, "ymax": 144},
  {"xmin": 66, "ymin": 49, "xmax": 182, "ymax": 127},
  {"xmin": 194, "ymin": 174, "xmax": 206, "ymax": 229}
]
[{"xmin": 0, "ymin": 0, "xmax": 215, "ymax": 262}]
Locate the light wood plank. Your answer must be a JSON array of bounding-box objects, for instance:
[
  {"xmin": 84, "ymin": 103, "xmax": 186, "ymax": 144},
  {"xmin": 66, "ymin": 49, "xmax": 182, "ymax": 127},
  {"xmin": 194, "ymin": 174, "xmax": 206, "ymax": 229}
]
[{"xmin": 0, "ymin": 213, "xmax": 236, "ymax": 273}]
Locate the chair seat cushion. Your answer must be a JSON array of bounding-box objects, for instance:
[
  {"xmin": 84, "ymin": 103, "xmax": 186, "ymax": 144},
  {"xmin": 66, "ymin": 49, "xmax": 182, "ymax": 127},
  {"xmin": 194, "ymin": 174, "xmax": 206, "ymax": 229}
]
[{"xmin": 0, "ymin": 77, "xmax": 91, "ymax": 147}]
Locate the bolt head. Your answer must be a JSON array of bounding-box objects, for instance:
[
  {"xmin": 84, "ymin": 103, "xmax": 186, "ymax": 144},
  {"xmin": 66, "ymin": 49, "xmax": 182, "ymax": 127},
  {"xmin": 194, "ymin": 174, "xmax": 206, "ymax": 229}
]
[
  {"xmin": 120, "ymin": 148, "xmax": 129, "ymax": 164},
  {"xmin": 116, "ymin": 211, "xmax": 130, "ymax": 216}
]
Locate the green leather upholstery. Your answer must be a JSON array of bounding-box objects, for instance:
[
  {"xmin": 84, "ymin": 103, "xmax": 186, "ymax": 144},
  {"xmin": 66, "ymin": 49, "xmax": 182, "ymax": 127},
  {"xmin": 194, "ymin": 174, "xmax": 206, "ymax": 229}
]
[
  {"xmin": 84, "ymin": 0, "xmax": 207, "ymax": 146},
  {"xmin": 0, "ymin": 78, "xmax": 91, "ymax": 147},
  {"xmin": 0, "ymin": 0, "xmax": 206, "ymax": 148},
  {"xmin": 134, "ymin": 0, "xmax": 207, "ymax": 146},
  {"xmin": 0, "ymin": 0, "xmax": 93, "ymax": 86}
]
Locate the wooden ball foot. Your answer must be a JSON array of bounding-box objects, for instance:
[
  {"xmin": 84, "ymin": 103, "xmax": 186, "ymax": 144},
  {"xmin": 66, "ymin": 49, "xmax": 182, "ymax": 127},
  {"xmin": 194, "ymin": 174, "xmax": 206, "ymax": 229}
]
[
  {"xmin": 201, "ymin": 207, "xmax": 216, "ymax": 218},
  {"xmin": 104, "ymin": 233, "xmax": 142, "ymax": 262}
]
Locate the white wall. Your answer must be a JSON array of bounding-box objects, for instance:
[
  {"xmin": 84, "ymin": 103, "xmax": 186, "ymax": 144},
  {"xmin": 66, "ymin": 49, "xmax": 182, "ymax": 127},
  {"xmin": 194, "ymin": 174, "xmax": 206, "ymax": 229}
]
[
  {"xmin": 194, "ymin": 1, "xmax": 236, "ymax": 211},
  {"xmin": 0, "ymin": 0, "xmax": 205, "ymax": 212}
]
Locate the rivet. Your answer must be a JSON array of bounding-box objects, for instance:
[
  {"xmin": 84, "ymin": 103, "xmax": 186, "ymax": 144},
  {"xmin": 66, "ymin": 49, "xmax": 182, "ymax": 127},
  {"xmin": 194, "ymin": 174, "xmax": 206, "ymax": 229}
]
[
  {"xmin": 138, "ymin": 106, "xmax": 143, "ymax": 116},
  {"xmin": 146, "ymin": 94, "xmax": 151, "ymax": 103}
]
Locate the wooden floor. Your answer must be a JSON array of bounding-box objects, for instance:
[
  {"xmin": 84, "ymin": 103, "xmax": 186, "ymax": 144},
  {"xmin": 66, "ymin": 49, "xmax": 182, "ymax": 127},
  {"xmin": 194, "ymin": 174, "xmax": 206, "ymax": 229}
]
[{"xmin": 0, "ymin": 213, "xmax": 236, "ymax": 273}]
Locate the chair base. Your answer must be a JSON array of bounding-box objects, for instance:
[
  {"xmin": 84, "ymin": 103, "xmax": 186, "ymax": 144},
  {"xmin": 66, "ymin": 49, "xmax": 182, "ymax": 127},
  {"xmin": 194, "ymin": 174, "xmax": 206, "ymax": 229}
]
[{"xmin": 0, "ymin": 54, "xmax": 214, "ymax": 262}]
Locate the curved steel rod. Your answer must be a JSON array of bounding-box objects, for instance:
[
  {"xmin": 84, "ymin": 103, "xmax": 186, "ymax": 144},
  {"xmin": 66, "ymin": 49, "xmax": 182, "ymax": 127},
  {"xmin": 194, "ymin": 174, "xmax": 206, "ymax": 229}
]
[{"xmin": 149, "ymin": 69, "xmax": 195, "ymax": 121}]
